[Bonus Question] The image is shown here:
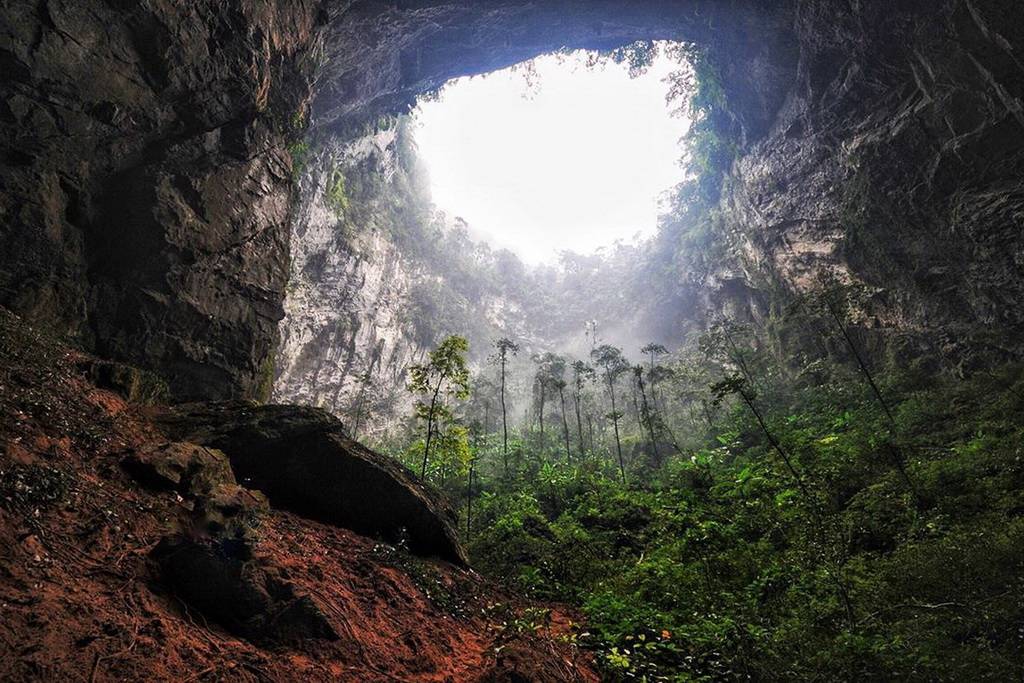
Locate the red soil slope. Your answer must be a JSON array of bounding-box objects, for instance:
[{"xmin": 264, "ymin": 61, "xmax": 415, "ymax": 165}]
[{"xmin": 0, "ymin": 311, "xmax": 598, "ymax": 682}]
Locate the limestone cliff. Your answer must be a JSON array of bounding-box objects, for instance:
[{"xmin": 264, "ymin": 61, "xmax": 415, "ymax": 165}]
[
  {"xmin": 717, "ymin": 0, "xmax": 1024, "ymax": 370},
  {"xmin": 273, "ymin": 122, "xmax": 427, "ymax": 439}
]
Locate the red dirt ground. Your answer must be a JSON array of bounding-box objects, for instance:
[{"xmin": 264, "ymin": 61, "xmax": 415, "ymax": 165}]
[{"xmin": 0, "ymin": 311, "xmax": 598, "ymax": 682}]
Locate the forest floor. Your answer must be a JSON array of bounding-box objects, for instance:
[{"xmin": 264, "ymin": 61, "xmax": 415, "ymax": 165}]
[{"xmin": 0, "ymin": 308, "xmax": 597, "ymax": 682}]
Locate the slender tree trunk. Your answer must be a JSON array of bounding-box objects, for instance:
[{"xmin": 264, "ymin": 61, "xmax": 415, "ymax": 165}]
[
  {"xmin": 738, "ymin": 389, "xmax": 811, "ymax": 503},
  {"xmin": 421, "ymin": 378, "xmax": 443, "ymax": 478},
  {"xmin": 586, "ymin": 413, "xmax": 595, "ymax": 455},
  {"xmin": 630, "ymin": 380, "xmax": 643, "ymax": 434},
  {"xmin": 558, "ymin": 386, "xmax": 571, "ymax": 462},
  {"xmin": 537, "ymin": 385, "xmax": 545, "ymax": 447},
  {"xmin": 645, "ymin": 355, "xmax": 666, "ymax": 437},
  {"xmin": 701, "ymin": 398, "xmax": 714, "ymax": 430},
  {"xmin": 822, "ymin": 296, "xmax": 919, "ymax": 499},
  {"xmin": 607, "ymin": 375, "xmax": 625, "ymax": 484},
  {"xmin": 573, "ymin": 391, "xmax": 585, "ymax": 459},
  {"xmin": 647, "ymin": 354, "xmax": 661, "ymax": 414},
  {"xmin": 466, "ymin": 456, "xmax": 475, "ymax": 537},
  {"xmin": 637, "ymin": 371, "xmax": 660, "ymax": 466},
  {"xmin": 500, "ymin": 358, "xmax": 509, "ymax": 478},
  {"xmin": 722, "ymin": 324, "xmax": 757, "ymax": 391}
]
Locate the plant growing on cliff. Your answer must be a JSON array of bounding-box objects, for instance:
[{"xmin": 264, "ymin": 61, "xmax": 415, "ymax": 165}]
[
  {"xmin": 326, "ymin": 167, "xmax": 349, "ymax": 215},
  {"xmin": 408, "ymin": 335, "xmax": 470, "ymax": 478},
  {"xmin": 288, "ymin": 141, "xmax": 310, "ymax": 179},
  {"xmin": 664, "ymin": 43, "xmax": 737, "ymax": 203}
]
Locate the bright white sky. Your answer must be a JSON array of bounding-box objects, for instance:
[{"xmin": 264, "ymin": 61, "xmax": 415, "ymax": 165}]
[{"xmin": 412, "ymin": 48, "xmax": 690, "ymax": 264}]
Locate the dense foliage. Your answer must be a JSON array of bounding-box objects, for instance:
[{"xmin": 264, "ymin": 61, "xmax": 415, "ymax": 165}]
[{"xmin": 407, "ymin": 326, "xmax": 1024, "ymax": 680}]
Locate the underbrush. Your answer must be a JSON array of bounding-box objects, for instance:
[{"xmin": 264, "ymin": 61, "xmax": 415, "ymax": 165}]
[{"xmin": 466, "ymin": 365, "xmax": 1024, "ymax": 681}]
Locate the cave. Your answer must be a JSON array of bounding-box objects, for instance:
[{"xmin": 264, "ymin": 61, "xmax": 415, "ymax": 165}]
[
  {"xmin": 4, "ymin": 1, "xmax": 1021, "ymax": 403},
  {"xmin": 2, "ymin": 0, "xmax": 1024, "ymax": 680},
  {"xmin": 2, "ymin": 0, "xmax": 798, "ymax": 400}
]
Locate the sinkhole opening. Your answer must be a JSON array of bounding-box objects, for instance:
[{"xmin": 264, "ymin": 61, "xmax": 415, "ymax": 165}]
[
  {"xmin": 277, "ymin": 41, "xmax": 711, "ymax": 443},
  {"xmin": 410, "ymin": 42, "xmax": 693, "ymax": 264}
]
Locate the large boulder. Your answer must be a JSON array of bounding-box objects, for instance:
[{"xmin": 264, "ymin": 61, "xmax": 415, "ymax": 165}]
[
  {"xmin": 121, "ymin": 441, "xmax": 270, "ymax": 547},
  {"xmin": 153, "ymin": 402, "xmax": 468, "ymax": 566}
]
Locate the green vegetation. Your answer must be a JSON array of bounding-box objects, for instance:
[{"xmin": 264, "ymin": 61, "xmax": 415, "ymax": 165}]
[
  {"xmin": 255, "ymin": 355, "xmax": 276, "ymax": 404},
  {"xmin": 394, "ymin": 322, "xmax": 1024, "ymax": 680},
  {"xmin": 326, "ymin": 166, "xmax": 349, "ymax": 215},
  {"xmin": 406, "ymin": 335, "xmax": 471, "ymax": 478},
  {"xmin": 288, "ymin": 140, "xmax": 310, "ymax": 178}
]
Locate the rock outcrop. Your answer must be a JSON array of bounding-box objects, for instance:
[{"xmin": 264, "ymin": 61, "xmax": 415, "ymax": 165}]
[
  {"xmin": 154, "ymin": 401, "xmax": 469, "ymax": 565},
  {"xmin": 0, "ymin": 0, "xmax": 320, "ymax": 400},
  {"xmin": 121, "ymin": 441, "xmax": 333, "ymax": 645},
  {"xmin": 717, "ymin": 0, "xmax": 1024, "ymax": 369},
  {"xmin": 153, "ymin": 536, "xmax": 340, "ymax": 646}
]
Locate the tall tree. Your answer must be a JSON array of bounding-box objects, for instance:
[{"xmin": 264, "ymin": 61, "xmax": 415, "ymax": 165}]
[
  {"xmin": 629, "ymin": 371, "xmax": 645, "ymax": 435},
  {"xmin": 532, "ymin": 352, "xmax": 565, "ymax": 452},
  {"xmin": 634, "ymin": 365, "xmax": 660, "ymax": 465},
  {"xmin": 814, "ymin": 276, "xmax": 919, "ymax": 499},
  {"xmin": 591, "ymin": 344, "xmax": 629, "ymax": 483},
  {"xmin": 554, "ymin": 375, "xmax": 572, "ymax": 462},
  {"xmin": 585, "ymin": 319, "xmax": 599, "ymax": 353},
  {"xmin": 490, "ymin": 337, "xmax": 519, "ymax": 478},
  {"xmin": 408, "ymin": 335, "xmax": 471, "ymax": 478},
  {"xmin": 535, "ymin": 354, "xmax": 570, "ymax": 462},
  {"xmin": 641, "ymin": 343, "xmax": 668, "ymax": 410},
  {"xmin": 469, "ymin": 374, "xmax": 498, "ymax": 437},
  {"xmin": 570, "ymin": 360, "xmax": 594, "ymax": 459}
]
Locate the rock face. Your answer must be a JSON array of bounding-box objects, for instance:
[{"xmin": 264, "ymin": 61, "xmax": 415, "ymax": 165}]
[
  {"xmin": 0, "ymin": 0, "xmax": 319, "ymax": 400},
  {"xmin": 313, "ymin": 1, "xmax": 794, "ymax": 138},
  {"xmin": 273, "ymin": 123, "xmax": 429, "ymax": 439},
  {"xmin": 0, "ymin": 0, "xmax": 796, "ymax": 402},
  {"xmin": 155, "ymin": 401, "xmax": 469, "ymax": 565},
  {"xmin": 718, "ymin": 0, "xmax": 1024, "ymax": 369},
  {"xmin": 2, "ymin": 0, "xmax": 1023, "ymax": 396}
]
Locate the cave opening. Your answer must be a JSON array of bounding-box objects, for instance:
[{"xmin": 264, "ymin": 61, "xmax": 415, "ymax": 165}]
[
  {"xmin": 276, "ymin": 41, "xmax": 703, "ymax": 441},
  {"xmin": 411, "ymin": 43, "xmax": 692, "ymax": 264}
]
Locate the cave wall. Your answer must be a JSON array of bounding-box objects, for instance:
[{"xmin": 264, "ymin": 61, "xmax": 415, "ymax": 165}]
[
  {"xmin": 274, "ymin": 122, "xmax": 427, "ymax": 438},
  {"xmin": 0, "ymin": 0, "xmax": 319, "ymax": 400},
  {"xmin": 0, "ymin": 0, "xmax": 794, "ymax": 401},
  {"xmin": 3, "ymin": 0, "xmax": 1022, "ymax": 402},
  {"xmin": 314, "ymin": 0, "xmax": 795, "ymax": 140},
  {"xmin": 720, "ymin": 0, "xmax": 1024, "ymax": 369}
]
